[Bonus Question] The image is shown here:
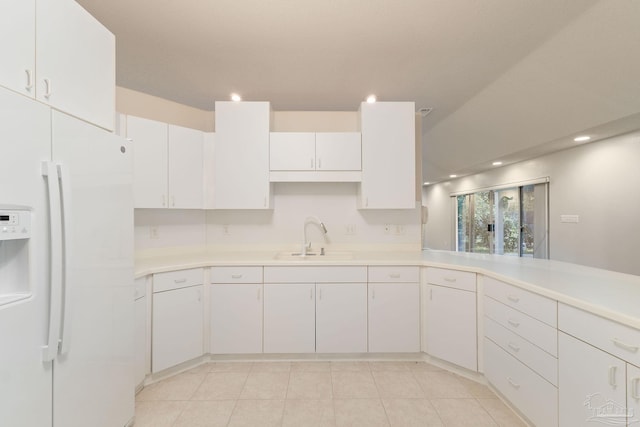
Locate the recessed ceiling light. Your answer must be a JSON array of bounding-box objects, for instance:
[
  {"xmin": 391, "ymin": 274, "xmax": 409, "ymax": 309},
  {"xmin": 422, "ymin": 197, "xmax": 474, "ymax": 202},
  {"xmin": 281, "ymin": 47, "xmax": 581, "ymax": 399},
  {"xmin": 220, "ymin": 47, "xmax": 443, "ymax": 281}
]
[
  {"xmin": 449, "ymin": 174, "xmax": 457, "ymax": 178},
  {"xmin": 366, "ymin": 94, "xmax": 377, "ymax": 103},
  {"xmin": 492, "ymin": 161, "xmax": 503, "ymax": 166},
  {"xmin": 423, "ymin": 182, "xmax": 430, "ymax": 186},
  {"xmin": 230, "ymin": 93, "xmax": 242, "ymax": 102},
  {"xmin": 574, "ymin": 135, "xmax": 591, "ymax": 142}
]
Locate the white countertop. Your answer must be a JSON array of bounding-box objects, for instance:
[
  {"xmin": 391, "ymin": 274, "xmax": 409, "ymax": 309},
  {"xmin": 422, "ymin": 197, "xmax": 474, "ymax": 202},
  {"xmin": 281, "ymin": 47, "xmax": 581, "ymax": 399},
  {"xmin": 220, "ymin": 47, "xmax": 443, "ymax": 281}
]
[{"xmin": 136, "ymin": 248, "xmax": 640, "ymax": 330}]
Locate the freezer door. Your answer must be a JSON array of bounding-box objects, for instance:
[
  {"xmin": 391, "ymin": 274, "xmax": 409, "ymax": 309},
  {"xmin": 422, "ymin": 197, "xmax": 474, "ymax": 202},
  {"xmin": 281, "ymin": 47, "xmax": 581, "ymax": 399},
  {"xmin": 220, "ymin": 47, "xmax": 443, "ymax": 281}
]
[
  {"xmin": 51, "ymin": 111, "xmax": 134, "ymax": 427},
  {"xmin": 0, "ymin": 88, "xmax": 53, "ymax": 426}
]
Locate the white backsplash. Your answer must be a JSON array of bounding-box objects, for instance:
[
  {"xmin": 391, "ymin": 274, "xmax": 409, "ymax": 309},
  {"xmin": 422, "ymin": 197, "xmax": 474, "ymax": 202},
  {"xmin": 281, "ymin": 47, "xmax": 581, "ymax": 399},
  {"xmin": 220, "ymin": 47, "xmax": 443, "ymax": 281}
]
[{"xmin": 135, "ymin": 183, "xmax": 421, "ymax": 252}]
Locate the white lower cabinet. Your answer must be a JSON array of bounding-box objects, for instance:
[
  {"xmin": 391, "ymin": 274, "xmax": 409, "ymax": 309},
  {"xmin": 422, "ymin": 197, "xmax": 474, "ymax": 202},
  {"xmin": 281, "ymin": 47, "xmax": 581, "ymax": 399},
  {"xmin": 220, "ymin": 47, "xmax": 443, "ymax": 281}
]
[
  {"xmin": 424, "ymin": 284, "xmax": 477, "ymax": 370},
  {"xmin": 263, "ymin": 283, "xmax": 316, "ymax": 353},
  {"xmin": 133, "ymin": 277, "xmax": 147, "ymax": 389},
  {"xmin": 368, "ymin": 282, "xmax": 420, "ymax": 352},
  {"xmin": 316, "ymin": 283, "xmax": 367, "ymax": 353},
  {"xmin": 152, "ymin": 284, "xmax": 204, "ymax": 372},
  {"xmin": 210, "ymin": 284, "xmax": 263, "ymax": 354},
  {"xmin": 628, "ymin": 364, "xmax": 640, "ymax": 426}
]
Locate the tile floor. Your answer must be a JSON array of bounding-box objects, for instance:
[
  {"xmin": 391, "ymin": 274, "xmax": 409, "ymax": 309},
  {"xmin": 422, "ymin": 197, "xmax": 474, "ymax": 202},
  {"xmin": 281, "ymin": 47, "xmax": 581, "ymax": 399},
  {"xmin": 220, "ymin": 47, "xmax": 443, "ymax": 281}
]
[{"xmin": 134, "ymin": 361, "xmax": 527, "ymax": 426}]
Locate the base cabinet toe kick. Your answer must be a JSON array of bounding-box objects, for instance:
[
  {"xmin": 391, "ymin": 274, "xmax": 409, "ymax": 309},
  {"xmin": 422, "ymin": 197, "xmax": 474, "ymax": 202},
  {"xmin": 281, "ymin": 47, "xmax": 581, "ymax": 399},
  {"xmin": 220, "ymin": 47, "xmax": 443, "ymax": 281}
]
[{"xmin": 136, "ymin": 261, "xmax": 640, "ymax": 427}]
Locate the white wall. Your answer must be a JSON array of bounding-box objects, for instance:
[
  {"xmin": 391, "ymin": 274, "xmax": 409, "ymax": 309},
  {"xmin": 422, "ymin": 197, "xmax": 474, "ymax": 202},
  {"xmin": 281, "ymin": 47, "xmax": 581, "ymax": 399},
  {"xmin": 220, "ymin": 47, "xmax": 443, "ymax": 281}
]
[{"xmin": 422, "ymin": 132, "xmax": 640, "ymax": 275}]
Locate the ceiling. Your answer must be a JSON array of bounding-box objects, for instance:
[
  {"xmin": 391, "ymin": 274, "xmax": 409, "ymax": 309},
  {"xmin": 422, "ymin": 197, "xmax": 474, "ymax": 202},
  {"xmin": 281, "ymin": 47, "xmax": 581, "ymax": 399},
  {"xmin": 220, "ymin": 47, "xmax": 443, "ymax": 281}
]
[{"xmin": 77, "ymin": 0, "xmax": 640, "ymax": 183}]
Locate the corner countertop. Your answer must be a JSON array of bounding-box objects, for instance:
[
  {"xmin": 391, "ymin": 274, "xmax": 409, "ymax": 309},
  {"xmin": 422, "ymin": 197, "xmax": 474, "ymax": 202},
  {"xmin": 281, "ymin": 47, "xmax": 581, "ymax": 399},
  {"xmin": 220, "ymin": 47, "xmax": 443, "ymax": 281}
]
[{"xmin": 135, "ymin": 247, "xmax": 640, "ymax": 330}]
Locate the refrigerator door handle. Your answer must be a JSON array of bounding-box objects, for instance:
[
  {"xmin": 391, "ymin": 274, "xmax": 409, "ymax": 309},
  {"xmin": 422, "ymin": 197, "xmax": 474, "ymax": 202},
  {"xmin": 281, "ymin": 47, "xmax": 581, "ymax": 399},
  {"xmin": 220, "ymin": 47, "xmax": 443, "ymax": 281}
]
[
  {"xmin": 41, "ymin": 161, "xmax": 63, "ymax": 362},
  {"xmin": 57, "ymin": 164, "xmax": 73, "ymax": 355}
]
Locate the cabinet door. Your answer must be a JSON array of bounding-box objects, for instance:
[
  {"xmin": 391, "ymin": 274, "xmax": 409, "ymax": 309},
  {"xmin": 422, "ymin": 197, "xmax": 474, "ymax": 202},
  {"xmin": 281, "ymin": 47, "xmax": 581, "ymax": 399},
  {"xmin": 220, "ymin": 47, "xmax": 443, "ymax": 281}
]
[
  {"xmin": 210, "ymin": 284, "xmax": 263, "ymax": 354},
  {"xmin": 316, "ymin": 283, "xmax": 367, "ymax": 353},
  {"xmin": 203, "ymin": 132, "xmax": 215, "ymax": 208},
  {"xmin": 368, "ymin": 283, "xmax": 420, "ymax": 352},
  {"xmin": 270, "ymin": 132, "xmax": 315, "ymax": 171},
  {"xmin": 128, "ymin": 116, "xmax": 168, "ymax": 208},
  {"xmin": 559, "ymin": 332, "xmax": 626, "ymax": 426},
  {"xmin": 315, "ymin": 133, "xmax": 361, "ymax": 171},
  {"xmin": 152, "ymin": 285, "xmax": 203, "ymax": 372},
  {"xmin": 134, "ymin": 296, "xmax": 146, "ymax": 388},
  {"xmin": 213, "ymin": 101, "xmax": 271, "ymax": 209},
  {"xmin": 359, "ymin": 102, "xmax": 415, "ymax": 209},
  {"xmin": 36, "ymin": 0, "xmax": 115, "ymax": 131},
  {"xmin": 628, "ymin": 364, "xmax": 640, "ymax": 425},
  {"xmin": 263, "ymin": 284, "xmax": 315, "ymax": 353},
  {"xmin": 425, "ymin": 285, "xmax": 477, "ymax": 371},
  {"xmin": 168, "ymin": 124, "xmax": 203, "ymax": 209},
  {"xmin": 0, "ymin": 0, "xmax": 35, "ymax": 97}
]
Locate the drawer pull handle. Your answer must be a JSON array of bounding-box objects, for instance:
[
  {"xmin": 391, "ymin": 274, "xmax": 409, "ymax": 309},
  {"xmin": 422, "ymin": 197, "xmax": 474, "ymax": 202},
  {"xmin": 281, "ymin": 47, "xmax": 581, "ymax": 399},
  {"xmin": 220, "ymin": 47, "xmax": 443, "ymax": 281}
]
[
  {"xmin": 609, "ymin": 365, "xmax": 618, "ymax": 387},
  {"xmin": 507, "ymin": 377, "xmax": 520, "ymax": 389},
  {"xmin": 389, "ymin": 273, "xmax": 401, "ymax": 279},
  {"xmin": 507, "ymin": 318, "xmax": 520, "ymax": 328},
  {"xmin": 174, "ymin": 278, "xmax": 187, "ymax": 284},
  {"xmin": 612, "ymin": 338, "xmax": 639, "ymax": 353},
  {"xmin": 632, "ymin": 378, "xmax": 640, "ymax": 400},
  {"xmin": 508, "ymin": 342, "xmax": 520, "ymax": 352},
  {"xmin": 231, "ymin": 274, "xmax": 243, "ymax": 279},
  {"xmin": 507, "ymin": 294, "xmax": 520, "ymax": 303},
  {"xmin": 444, "ymin": 277, "xmax": 457, "ymax": 282}
]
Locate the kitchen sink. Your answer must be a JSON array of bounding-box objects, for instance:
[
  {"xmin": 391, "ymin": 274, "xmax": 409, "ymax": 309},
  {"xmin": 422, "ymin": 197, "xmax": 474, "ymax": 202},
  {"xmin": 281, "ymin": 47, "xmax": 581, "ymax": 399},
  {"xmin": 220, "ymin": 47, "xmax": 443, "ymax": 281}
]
[{"xmin": 273, "ymin": 250, "xmax": 353, "ymax": 261}]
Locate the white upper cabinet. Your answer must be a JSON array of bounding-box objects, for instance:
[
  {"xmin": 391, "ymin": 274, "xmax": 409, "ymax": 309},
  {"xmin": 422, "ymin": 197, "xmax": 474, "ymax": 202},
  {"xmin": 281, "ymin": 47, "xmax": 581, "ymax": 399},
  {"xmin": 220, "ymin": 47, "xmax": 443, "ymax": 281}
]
[
  {"xmin": 203, "ymin": 132, "xmax": 215, "ymax": 209},
  {"xmin": 269, "ymin": 132, "xmax": 361, "ymax": 182},
  {"xmin": 128, "ymin": 115, "xmax": 204, "ymax": 209},
  {"xmin": 168, "ymin": 124, "xmax": 203, "ymax": 209},
  {"xmin": 358, "ymin": 102, "xmax": 416, "ymax": 209},
  {"xmin": 36, "ymin": 0, "xmax": 115, "ymax": 131},
  {"xmin": 0, "ymin": 0, "xmax": 36, "ymax": 98},
  {"xmin": 213, "ymin": 101, "xmax": 272, "ymax": 209}
]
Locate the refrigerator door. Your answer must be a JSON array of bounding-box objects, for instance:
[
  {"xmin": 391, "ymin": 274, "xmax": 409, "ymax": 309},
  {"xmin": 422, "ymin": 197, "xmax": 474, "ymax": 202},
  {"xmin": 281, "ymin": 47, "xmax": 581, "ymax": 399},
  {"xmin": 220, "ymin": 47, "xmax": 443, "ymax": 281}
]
[
  {"xmin": 0, "ymin": 89, "xmax": 53, "ymax": 426},
  {"xmin": 51, "ymin": 111, "xmax": 134, "ymax": 427}
]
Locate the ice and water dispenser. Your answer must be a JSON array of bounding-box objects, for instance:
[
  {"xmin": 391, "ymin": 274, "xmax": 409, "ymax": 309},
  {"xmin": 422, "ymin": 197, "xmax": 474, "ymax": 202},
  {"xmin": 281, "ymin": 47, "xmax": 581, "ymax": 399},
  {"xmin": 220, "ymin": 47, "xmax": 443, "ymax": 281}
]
[{"xmin": 0, "ymin": 207, "xmax": 31, "ymax": 305}]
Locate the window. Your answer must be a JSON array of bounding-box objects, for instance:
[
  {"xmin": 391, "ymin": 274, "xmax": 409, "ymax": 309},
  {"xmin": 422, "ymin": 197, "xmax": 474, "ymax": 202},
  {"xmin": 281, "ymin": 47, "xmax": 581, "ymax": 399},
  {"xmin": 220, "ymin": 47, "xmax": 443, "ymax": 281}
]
[{"xmin": 455, "ymin": 181, "xmax": 548, "ymax": 258}]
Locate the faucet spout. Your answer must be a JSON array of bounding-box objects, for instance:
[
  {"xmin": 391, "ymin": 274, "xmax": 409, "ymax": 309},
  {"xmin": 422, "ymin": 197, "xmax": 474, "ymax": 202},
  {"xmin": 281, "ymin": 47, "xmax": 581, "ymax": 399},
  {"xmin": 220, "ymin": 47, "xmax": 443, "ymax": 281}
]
[{"xmin": 302, "ymin": 216, "xmax": 328, "ymax": 255}]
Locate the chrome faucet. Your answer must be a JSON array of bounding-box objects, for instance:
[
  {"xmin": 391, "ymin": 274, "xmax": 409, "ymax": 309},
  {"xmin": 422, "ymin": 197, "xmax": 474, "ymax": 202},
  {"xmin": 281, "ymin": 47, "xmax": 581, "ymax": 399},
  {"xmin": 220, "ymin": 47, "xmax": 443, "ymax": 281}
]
[{"xmin": 302, "ymin": 216, "xmax": 328, "ymax": 256}]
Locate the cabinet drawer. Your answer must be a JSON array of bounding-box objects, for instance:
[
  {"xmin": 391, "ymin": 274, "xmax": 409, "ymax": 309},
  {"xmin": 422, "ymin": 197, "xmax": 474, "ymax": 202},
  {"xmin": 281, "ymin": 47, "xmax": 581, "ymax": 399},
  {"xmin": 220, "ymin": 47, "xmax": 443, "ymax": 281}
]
[
  {"xmin": 210, "ymin": 266, "xmax": 262, "ymax": 284},
  {"xmin": 484, "ymin": 296, "xmax": 557, "ymax": 356},
  {"xmin": 264, "ymin": 266, "xmax": 367, "ymax": 283},
  {"xmin": 424, "ymin": 267, "xmax": 475, "ymax": 292},
  {"xmin": 485, "ymin": 317, "xmax": 558, "ymax": 386},
  {"xmin": 368, "ymin": 266, "xmax": 419, "ymax": 283},
  {"xmin": 484, "ymin": 276, "xmax": 557, "ymax": 327},
  {"xmin": 153, "ymin": 268, "xmax": 203, "ymax": 293},
  {"xmin": 559, "ymin": 303, "xmax": 640, "ymax": 366},
  {"xmin": 484, "ymin": 338, "xmax": 558, "ymax": 427}
]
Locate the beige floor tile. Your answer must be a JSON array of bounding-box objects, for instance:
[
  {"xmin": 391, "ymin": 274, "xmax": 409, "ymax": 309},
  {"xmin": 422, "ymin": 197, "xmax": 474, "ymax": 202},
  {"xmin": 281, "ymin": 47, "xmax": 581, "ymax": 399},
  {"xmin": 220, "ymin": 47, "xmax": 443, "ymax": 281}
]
[
  {"xmin": 251, "ymin": 361, "xmax": 292, "ymax": 372},
  {"xmin": 133, "ymin": 400, "xmax": 187, "ymax": 427},
  {"xmin": 209, "ymin": 361, "xmax": 254, "ymax": 373},
  {"xmin": 382, "ymin": 398, "xmax": 444, "ymax": 427},
  {"xmin": 136, "ymin": 371, "xmax": 206, "ymax": 401},
  {"xmin": 227, "ymin": 399, "xmax": 285, "ymax": 427},
  {"xmin": 456, "ymin": 376, "xmax": 498, "ymax": 398},
  {"xmin": 373, "ymin": 371, "xmax": 425, "ymax": 398},
  {"xmin": 477, "ymin": 398, "xmax": 529, "ymax": 427},
  {"xmin": 330, "ymin": 361, "xmax": 371, "ymax": 372},
  {"xmin": 413, "ymin": 371, "xmax": 474, "ymax": 398},
  {"xmin": 172, "ymin": 400, "xmax": 236, "ymax": 427},
  {"xmin": 292, "ymin": 361, "xmax": 332, "ymax": 372},
  {"xmin": 332, "ymin": 371, "xmax": 379, "ymax": 398},
  {"xmin": 191, "ymin": 372, "xmax": 248, "ymax": 400},
  {"xmin": 369, "ymin": 361, "xmax": 412, "ymax": 372},
  {"xmin": 333, "ymin": 399, "xmax": 390, "ymax": 427},
  {"xmin": 431, "ymin": 398, "xmax": 498, "ymax": 426},
  {"xmin": 240, "ymin": 372, "xmax": 290, "ymax": 399},
  {"xmin": 288, "ymin": 372, "xmax": 333, "ymax": 399},
  {"xmin": 282, "ymin": 399, "xmax": 336, "ymax": 427}
]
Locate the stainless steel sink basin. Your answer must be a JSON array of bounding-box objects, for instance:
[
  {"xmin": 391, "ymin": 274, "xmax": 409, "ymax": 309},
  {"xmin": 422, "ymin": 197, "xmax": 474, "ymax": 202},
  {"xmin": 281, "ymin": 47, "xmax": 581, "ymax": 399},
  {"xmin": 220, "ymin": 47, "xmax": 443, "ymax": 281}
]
[{"xmin": 273, "ymin": 251, "xmax": 353, "ymax": 261}]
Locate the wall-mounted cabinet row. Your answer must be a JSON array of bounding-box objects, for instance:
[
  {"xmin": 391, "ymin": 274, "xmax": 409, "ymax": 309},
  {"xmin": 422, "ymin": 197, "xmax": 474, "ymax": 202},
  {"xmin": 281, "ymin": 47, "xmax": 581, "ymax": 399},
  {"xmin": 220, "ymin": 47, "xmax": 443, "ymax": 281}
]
[
  {"xmin": 1, "ymin": 0, "xmax": 115, "ymax": 131},
  {"xmin": 122, "ymin": 100, "xmax": 416, "ymax": 210}
]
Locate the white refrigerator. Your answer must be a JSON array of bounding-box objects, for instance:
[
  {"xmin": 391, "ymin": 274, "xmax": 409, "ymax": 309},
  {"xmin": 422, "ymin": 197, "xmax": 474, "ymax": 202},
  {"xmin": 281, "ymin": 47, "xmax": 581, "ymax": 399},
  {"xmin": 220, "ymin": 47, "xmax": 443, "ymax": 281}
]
[{"xmin": 0, "ymin": 87, "xmax": 135, "ymax": 426}]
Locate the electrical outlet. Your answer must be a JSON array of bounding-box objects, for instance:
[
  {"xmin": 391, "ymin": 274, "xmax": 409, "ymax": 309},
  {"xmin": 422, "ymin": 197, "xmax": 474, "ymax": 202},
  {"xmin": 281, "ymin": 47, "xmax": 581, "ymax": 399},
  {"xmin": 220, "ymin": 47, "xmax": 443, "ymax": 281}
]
[
  {"xmin": 223, "ymin": 225, "xmax": 230, "ymax": 235},
  {"xmin": 345, "ymin": 224, "xmax": 356, "ymax": 235},
  {"xmin": 384, "ymin": 224, "xmax": 391, "ymax": 234},
  {"xmin": 394, "ymin": 224, "xmax": 405, "ymax": 235},
  {"xmin": 149, "ymin": 226, "xmax": 159, "ymax": 239}
]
